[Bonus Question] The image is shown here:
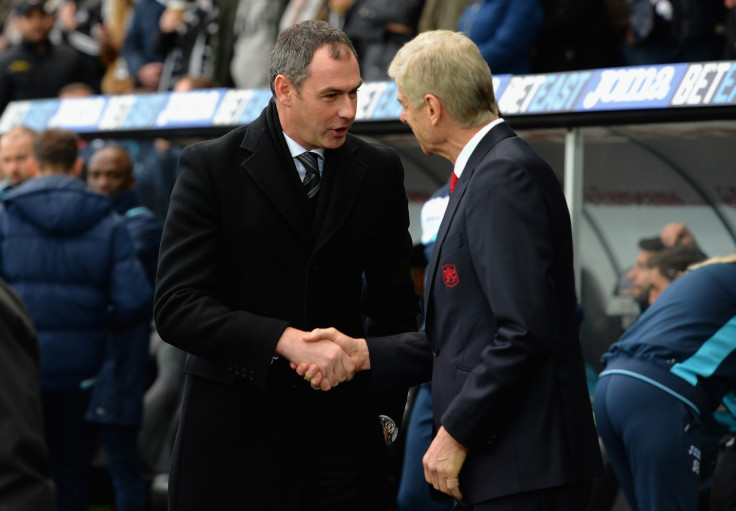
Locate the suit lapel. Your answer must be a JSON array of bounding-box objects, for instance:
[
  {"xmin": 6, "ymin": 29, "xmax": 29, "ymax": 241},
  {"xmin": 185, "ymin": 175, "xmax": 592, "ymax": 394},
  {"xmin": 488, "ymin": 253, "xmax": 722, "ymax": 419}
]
[
  {"xmin": 424, "ymin": 122, "xmax": 516, "ymax": 320},
  {"xmin": 313, "ymin": 138, "xmax": 365, "ymax": 252}
]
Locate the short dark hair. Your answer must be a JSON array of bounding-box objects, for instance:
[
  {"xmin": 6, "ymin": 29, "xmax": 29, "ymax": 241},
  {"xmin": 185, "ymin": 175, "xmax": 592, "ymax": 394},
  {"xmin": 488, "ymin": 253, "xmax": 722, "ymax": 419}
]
[
  {"xmin": 638, "ymin": 236, "xmax": 664, "ymax": 252},
  {"xmin": 33, "ymin": 129, "xmax": 78, "ymax": 172},
  {"xmin": 268, "ymin": 20, "xmax": 357, "ymax": 96},
  {"xmin": 647, "ymin": 244, "xmax": 705, "ymax": 281}
]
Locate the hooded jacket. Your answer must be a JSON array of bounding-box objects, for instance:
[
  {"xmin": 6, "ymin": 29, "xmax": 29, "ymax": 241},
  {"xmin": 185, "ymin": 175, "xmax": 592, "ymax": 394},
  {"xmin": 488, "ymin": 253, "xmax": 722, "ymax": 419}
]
[{"xmin": 0, "ymin": 175, "xmax": 152, "ymax": 390}]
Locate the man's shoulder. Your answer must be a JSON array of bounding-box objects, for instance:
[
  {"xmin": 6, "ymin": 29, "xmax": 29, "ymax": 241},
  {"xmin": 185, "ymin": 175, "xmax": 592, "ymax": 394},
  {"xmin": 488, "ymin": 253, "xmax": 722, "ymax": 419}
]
[
  {"xmin": 343, "ymin": 133, "xmax": 398, "ymax": 161},
  {"xmin": 0, "ymin": 44, "xmax": 25, "ymax": 65},
  {"xmin": 186, "ymin": 124, "xmax": 251, "ymax": 154}
]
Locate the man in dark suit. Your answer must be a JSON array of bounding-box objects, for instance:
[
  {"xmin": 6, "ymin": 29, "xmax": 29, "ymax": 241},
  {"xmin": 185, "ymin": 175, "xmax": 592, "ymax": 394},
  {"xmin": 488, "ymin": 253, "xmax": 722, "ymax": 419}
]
[
  {"xmin": 153, "ymin": 20, "xmax": 420, "ymax": 511},
  {"xmin": 300, "ymin": 29, "xmax": 603, "ymax": 510}
]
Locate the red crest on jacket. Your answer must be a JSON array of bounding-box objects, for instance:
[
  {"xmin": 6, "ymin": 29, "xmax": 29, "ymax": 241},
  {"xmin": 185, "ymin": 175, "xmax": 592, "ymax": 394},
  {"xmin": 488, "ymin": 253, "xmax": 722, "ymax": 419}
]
[{"xmin": 441, "ymin": 264, "xmax": 459, "ymax": 288}]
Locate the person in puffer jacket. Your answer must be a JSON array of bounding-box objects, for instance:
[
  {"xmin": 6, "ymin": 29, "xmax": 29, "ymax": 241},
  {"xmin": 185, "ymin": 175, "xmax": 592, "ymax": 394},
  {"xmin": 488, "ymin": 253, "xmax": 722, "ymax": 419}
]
[{"xmin": 0, "ymin": 128, "xmax": 152, "ymax": 511}]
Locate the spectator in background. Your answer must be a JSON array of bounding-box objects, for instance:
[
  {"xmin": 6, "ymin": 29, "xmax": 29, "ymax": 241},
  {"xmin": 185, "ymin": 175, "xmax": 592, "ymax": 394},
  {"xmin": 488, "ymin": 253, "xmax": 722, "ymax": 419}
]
[
  {"xmin": 594, "ymin": 255, "xmax": 736, "ymax": 511},
  {"xmin": 645, "ymin": 242, "xmax": 705, "ymax": 305},
  {"xmin": 417, "ymin": 0, "xmax": 473, "ymax": 32},
  {"xmin": 621, "ymin": 221, "xmax": 704, "ymax": 315},
  {"xmin": 58, "ymin": 81, "xmax": 95, "ymax": 97},
  {"xmin": 53, "ymin": 0, "xmax": 107, "ymax": 88},
  {"xmin": 0, "ymin": 125, "xmax": 36, "ymax": 198},
  {"xmin": 279, "ymin": 0, "xmax": 327, "ymax": 32},
  {"xmin": 343, "ymin": 0, "xmax": 426, "ymax": 82},
  {"xmin": 0, "ymin": 0, "xmax": 99, "ymax": 113},
  {"xmin": 622, "ymin": 0, "xmax": 725, "ymax": 65},
  {"xmin": 99, "ymin": 0, "xmax": 136, "ymax": 94},
  {"xmin": 725, "ymin": 0, "xmax": 736, "ymax": 59},
  {"xmin": 1, "ymin": 0, "xmax": 16, "ymax": 50},
  {"xmin": 458, "ymin": 0, "xmax": 544, "ymax": 75},
  {"xmin": 210, "ymin": 0, "xmax": 287, "ymax": 89},
  {"xmin": 122, "ymin": 0, "xmax": 166, "ymax": 90},
  {"xmin": 531, "ymin": 0, "xmax": 621, "ymax": 73},
  {"xmin": 625, "ymin": 235, "xmax": 666, "ymax": 313},
  {"xmin": 0, "ymin": 277, "xmax": 56, "ymax": 511},
  {"xmin": 0, "ymin": 129, "xmax": 152, "ymax": 511},
  {"xmin": 323, "ymin": 0, "xmax": 356, "ymax": 29},
  {"xmin": 154, "ymin": 0, "xmax": 218, "ymax": 91},
  {"xmin": 85, "ymin": 145, "xmax": 162, "ymax": 511}
]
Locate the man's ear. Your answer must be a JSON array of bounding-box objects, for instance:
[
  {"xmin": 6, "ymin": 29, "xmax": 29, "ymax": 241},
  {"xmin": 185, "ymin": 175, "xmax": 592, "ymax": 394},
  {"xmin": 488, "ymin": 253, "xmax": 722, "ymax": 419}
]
[
  {"xmin": 274, "ymin": 75, "xmax": 293, "ymax": 106},
  {"xmin": 425, "ymin": 94, "xmax": 443, "ymax": 126},
  {"xmin": 72, "ymin": 157, "xmax": 84, "ymax": 178}
]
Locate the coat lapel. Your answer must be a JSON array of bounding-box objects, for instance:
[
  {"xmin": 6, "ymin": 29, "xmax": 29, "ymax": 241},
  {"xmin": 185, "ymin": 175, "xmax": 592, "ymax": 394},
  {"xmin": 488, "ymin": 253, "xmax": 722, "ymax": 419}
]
[
  {"xmin": 424, "ymin": 122, "xmax": 516, "ymax": 322},
  {"xmin": 238, "ymin": 114, "xmax": 314, "ymax": 248},
  {"xmin": 312, "ymin": 137, "xmax": 365, "ymax": 252}
]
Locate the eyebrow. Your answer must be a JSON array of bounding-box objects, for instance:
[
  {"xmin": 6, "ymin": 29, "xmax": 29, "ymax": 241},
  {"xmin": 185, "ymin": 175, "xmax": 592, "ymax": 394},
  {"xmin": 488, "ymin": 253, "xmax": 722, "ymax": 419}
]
[{"xmin": 320, "ymin": 81, "xmax": 363, "ymax": 94}]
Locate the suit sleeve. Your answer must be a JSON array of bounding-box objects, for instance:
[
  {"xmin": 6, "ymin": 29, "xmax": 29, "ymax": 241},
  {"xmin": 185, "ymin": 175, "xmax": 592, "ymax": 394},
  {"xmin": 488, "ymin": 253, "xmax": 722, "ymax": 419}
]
[
  {"xmin": 153, "ymin": 143, "xmax": 290, "ymax": 389},
  {"xmin": 441, "ymin": 157, "xmax": 563, "ymax": 450}
]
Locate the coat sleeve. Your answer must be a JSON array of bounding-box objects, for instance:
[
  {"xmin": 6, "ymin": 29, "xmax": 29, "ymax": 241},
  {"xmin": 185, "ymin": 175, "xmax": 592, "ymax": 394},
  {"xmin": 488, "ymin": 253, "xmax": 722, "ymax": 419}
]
[{"xmin": 153, "ymin": 143, "xmax": 290, "ymax": 389}]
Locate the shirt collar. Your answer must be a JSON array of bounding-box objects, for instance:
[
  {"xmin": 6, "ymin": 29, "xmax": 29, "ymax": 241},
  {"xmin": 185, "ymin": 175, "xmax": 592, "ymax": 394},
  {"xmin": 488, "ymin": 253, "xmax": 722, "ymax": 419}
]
[
  {"xmin": 283, "ymin": 132, "xmax": 325, "ymax": 160},
  {"xmin": 453, "ymin": 117, "xmax": 504, "ymax": 179}
]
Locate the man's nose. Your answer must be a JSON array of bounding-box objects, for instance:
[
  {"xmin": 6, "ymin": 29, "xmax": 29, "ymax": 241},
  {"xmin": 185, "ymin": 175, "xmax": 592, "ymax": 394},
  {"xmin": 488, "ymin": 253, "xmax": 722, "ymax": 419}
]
[{"xmin": 339, "ymin": 95, "xmax": 357, "ymax": 120}]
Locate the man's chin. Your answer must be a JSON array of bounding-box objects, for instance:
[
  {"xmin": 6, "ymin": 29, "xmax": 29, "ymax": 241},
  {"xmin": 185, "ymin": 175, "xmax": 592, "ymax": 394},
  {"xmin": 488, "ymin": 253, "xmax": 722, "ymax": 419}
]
[{"xmin": 323, "ymin": 136, "xmax": 348, "ymax": 149}]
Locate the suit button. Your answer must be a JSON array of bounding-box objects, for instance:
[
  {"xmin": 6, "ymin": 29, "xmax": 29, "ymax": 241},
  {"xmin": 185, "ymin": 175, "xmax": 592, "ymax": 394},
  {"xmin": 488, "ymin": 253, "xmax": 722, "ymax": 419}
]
[{"xmin": 432, "ymin": 345, "xmax": 440, "ymax": 357}]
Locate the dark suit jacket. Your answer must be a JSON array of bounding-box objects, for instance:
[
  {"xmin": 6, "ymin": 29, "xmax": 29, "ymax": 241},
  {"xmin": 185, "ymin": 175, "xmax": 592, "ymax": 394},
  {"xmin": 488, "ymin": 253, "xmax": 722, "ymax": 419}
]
[
  {"xmin": 368, "ymin": 121, "xmax": 603, "ymax": 504},
  {"xmin": 153, "ymin": 101, "xmax": 420, "ymax": 510}
]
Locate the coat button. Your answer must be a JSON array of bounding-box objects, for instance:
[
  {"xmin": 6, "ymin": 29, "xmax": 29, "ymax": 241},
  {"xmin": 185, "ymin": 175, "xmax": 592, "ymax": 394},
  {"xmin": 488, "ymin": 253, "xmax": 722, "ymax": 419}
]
[{"xmin": 432, "ymin": 345, "xmax": 440, "ymax": 357}]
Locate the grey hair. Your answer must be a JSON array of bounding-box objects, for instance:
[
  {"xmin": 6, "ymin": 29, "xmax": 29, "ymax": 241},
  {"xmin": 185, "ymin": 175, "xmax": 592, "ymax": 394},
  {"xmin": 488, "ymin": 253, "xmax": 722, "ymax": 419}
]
[
  {"xmin": 388, "ymin": 30, "xmax": 498, "ymax": 128},
  {"xmin": 269, "ymin": 20, "xmax": 358, "ymax": 96}
]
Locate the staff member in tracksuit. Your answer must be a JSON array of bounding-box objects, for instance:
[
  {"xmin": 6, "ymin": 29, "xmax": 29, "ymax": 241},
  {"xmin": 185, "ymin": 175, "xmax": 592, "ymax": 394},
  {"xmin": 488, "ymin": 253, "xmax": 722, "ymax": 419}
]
[{"xmin": 594, "ymin": 255, "xmax": 736, "ymax": 511}]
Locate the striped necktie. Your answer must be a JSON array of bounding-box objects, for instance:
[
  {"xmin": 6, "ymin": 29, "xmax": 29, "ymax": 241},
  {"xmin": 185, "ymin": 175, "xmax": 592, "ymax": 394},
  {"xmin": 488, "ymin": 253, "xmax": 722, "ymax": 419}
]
[{"xmin": 297, "ymin": 151, "xmax": 321, "ymax": 199}]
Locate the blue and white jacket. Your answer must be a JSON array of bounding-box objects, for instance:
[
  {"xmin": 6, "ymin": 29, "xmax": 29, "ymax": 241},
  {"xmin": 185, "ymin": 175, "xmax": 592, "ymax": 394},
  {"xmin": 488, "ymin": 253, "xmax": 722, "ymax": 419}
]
[{"xmin": 601, "ymin": 259, "xmax": 736, "ymax": 418}]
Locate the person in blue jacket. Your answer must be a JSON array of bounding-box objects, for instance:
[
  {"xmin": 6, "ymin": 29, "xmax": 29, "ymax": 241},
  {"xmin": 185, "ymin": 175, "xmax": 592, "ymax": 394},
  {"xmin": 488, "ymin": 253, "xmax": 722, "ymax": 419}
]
[
  {"xmin": 84, "ymin": 145, "xmax": 163, "ymax": 511},
  {"xmin": 0, "ymin": 129, "xmax": 152, "ymax": 511},
  {"xmin": 458, "ymin": 0, "xmax": 543, "ymax": 75},
  {"xmin": 594, "ymin": 254, "xmax": 736, "ymax": 511}
]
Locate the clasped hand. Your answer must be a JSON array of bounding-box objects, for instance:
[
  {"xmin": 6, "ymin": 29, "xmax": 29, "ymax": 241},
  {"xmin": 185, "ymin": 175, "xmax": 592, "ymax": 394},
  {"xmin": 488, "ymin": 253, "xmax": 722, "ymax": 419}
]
[{"xmin": 278, "ymin": 327, "xmax": 367, "ymax": 391}]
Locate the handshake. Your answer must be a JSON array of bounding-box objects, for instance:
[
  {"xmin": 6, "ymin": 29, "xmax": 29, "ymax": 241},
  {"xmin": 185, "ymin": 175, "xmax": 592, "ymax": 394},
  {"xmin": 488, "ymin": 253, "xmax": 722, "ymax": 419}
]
[{"xmin": 277, "ymin": 327, "xmax": 371, "ymax": 390}]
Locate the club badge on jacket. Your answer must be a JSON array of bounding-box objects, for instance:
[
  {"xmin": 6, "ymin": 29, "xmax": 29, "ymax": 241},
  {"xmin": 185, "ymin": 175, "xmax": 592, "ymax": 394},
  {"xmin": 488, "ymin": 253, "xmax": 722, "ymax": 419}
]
[{"xmin": 442, "ymin": 264, "xmax": 459, "ymax": 288}]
